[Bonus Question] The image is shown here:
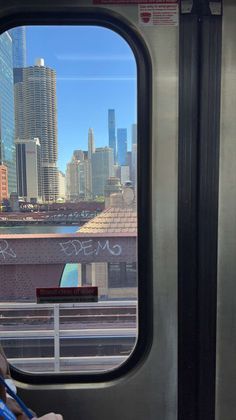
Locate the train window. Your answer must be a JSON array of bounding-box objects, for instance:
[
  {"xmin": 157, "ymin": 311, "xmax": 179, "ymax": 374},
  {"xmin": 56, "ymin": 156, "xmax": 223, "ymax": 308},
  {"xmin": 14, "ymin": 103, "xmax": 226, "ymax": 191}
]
[{"xmin": 0, "ymin": 25, "xmax": 138, "ymax": 375}]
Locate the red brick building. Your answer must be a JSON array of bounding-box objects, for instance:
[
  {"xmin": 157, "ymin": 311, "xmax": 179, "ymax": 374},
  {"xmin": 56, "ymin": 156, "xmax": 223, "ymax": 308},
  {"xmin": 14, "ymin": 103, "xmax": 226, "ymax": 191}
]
[
  {"xmin": 77, "ymin": 195, "xmax": 137, "ymax": 299},
  {"xmin": 0, "ymin": 165, "xmax": 8, "ymax": 202},
  {"xmin": 0, "ymin": 192, "xmax": 137, "ymax": 301}
]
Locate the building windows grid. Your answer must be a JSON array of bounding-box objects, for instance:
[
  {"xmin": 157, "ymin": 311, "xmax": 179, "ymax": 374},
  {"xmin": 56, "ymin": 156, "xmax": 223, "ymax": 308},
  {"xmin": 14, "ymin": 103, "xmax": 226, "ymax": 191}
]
[{"xmin": 108, "ymin": 262, "xmax": 137, "ymax": 289}]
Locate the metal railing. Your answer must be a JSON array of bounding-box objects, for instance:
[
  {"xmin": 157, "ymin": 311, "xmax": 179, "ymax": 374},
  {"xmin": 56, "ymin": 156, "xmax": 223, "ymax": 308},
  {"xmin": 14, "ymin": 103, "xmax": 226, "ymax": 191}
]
[{"xmin": 0, "ymin": 302, "xmax": 137, "ymax": 373}]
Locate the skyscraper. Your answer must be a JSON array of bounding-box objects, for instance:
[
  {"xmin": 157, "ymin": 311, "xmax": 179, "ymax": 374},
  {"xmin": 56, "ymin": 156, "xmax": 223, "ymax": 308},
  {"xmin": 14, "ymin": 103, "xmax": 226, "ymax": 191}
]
[
  {"xmin": 15, "ymin": 138, "xmax": 42, "ymax": 202},
  {"xmin": 14, "ymin": 68, "xmax": 24, "ymax": 139},
  {"xmin": 88, "ymin": 128, "xmax": 95, "ymax": 160},
  {"xmin": 120, "ymin": 165, "xmax": 130, "ymax": 185},
  {"xmin": 58, "ymin": 171, "xmax": 66, "ymax": 200},
  {"xmin": 78, "ymin": 160, "xmax": 90, "ymax": 199},
  {"xmin": 131, "ymin": 123, "xmax": 137, "ymax": 187},
  {"xmin": 66, "ymin": 152, "xmax": 90, "ymax": 201},
  {"xmin": 88, "ymin": 128, "xmax": 95, "ymax": 198},
  {"xmin": 117, "ymin": 128, "xmax": 127, "ymax": 166},
  {"xmin": 14, "ymin": 58, "xmax": 58, "ymax": 201},
  {"xmin": 132, "ymin": 123, "xmax": 137, "ymax": 145},
  {"xmin": 10, "ymin": 27, "xmax": 27, "ymax": 183},
  {"xmin": 8, "ymin": 27, "xmax": 26, "ymax": 68},
  {"xmin": 66, "ymin": 158, "xmax": 80, "ymax": 201},
  {"xmin": 0, "ymin": 31, "xmax": 16, "ymax": 194},
  {"xmin": 131, "ymin": 144, "xmax": 137, "ymax": 187},
  {"xmin": 92, "ymin": 147, "xmax": 114, "ymax": 197},
  {"xmin": 126, "ymin": 151, "xmax": 132, "ymax": 179},
  {"xmin": 108, "ymin": 109, "xmax": 116, "ymax": 163}
]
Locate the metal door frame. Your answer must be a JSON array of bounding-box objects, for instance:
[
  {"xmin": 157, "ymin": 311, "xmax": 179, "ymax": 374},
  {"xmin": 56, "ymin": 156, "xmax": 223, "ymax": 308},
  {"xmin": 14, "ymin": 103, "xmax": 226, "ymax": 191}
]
[{"xmin": 178, "ymin": 1, "xmax": 222, "ymax": 419}]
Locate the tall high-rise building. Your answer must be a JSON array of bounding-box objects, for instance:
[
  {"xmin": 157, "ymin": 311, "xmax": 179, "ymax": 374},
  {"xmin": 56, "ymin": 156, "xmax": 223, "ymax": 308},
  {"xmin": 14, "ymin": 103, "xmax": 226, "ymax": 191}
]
[
  {"xmin": 0, "ymin": 165, "xmax": 8, "ymax": 202},
  {"xmin": 92, "ymin": 147, "xmax": 114, "ymax": 197},
  {"xmin": 13, "ymin": 68, "xmax": 24, "ymax": 139},
  {"xmin": 10, "ymin": 27, "xmax": 26, "ymax": 149},
  {"xmin": 58, "ymin": 171, "xmax": 66, "ymax": 200},
  {"xmin": 131, "ymin": 143, "xmax": 137, "ymax": 187},
  {"xmin": 132, "ymin": 123, "xmax": 137, "ymax": 145},
  {"xmin": 88, "ymin": 128, "xmax": 95, "ymax": 198},
  {"xmin": 78, "ymin": 160, "xmax": 91, "ymax": 200},
  {"xmin": 126, "ymin": 151, "xmax": 132, "ymax": 179},
  {"xmin": 15, "ymin": 138, "xmax": 42, "ymax": 202},
  {"xmin": 108, "ymin": 109, "xmax": 116, "ymax": 163},
  {"xmin": 14, "ymin": 58, "xmax": 59, "ymax": 201},
  {"xmin": 66, "ymin": 153, "xmax": 90, "ymax": 201},
  {"xmin": 66, "ymin": 158, "xmax": 80, "ymax": 201},
  {"xmin": 0, "ymin": 31, "xmax": 16, "ymax": 195},
  {"xmin": 120, "ymin": 166, "xmax": 130, "ymax": 185},
  {"xmin": 8, "ymin": 27, "xmax": 26, "ymax": 68},
  {"xmin": 131, "ymin": 124, "xmax": 137, "ymax": 187},
  {"xmin": 88, "ymin": 128, "xmax": 95, "ymax": 160},
  {"xmin": 117, "ymin": 128, "xmax": 127, "ymax": 166}
]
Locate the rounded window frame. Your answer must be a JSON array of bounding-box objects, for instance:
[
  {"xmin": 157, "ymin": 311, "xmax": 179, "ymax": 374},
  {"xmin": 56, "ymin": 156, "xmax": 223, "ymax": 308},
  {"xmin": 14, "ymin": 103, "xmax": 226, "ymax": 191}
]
[{"xmin": 0, "ymin": 5, "xmax": 153, "ymax": 385}]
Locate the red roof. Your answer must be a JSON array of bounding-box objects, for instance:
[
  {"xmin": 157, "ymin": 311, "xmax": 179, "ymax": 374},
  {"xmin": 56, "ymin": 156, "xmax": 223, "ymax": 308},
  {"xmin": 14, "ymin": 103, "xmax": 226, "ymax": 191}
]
[{"xmin": 77, "ymin": 206, "xmax": 137, "ymax": 236}]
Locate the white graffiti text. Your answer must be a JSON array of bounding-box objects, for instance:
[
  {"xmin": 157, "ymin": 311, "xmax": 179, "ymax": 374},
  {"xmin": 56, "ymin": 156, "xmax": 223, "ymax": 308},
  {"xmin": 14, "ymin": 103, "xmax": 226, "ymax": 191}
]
[
  {"xmin": 0, "ymin": 240, "xmax": 16, "ymax": 260},
  {"xmin": 59, "ymin": 239, "xmax": 122, "ymax": 257}
]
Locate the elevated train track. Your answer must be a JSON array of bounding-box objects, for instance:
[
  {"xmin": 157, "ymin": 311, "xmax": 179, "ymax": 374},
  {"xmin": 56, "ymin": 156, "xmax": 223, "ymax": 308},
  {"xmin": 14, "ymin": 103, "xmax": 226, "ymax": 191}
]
[
  {"xmin": 0, "ymin": 301, "xmax": 137, "ymax": 329},
  {"xmin": 1, "ymin": 328, "xmax": 137, "ymax": 358},
  {"xmin": 0, "ymin": 301, "xmax": 137, "ymax": 371}
]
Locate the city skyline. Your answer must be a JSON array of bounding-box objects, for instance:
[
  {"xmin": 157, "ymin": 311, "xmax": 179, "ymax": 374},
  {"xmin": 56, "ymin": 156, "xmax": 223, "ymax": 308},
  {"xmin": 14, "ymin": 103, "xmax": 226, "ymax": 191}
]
[
  {"xmin": 0, "ymin": 25, "xmax": 137, "ymax": 202},
  {"xmin": 64, "ymin": 118, "xmax": 135, "ymax": 202},
  {"xmin": 26, "ymin": 25, "xmax": 137, "ymax": 172}
]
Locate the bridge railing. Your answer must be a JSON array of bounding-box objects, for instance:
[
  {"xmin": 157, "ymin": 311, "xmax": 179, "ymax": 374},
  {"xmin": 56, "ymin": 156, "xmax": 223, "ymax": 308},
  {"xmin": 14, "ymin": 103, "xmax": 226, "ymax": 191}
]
[{"xmin": 0, "ymin": 301, "xmax": 137, "ymax": 373}]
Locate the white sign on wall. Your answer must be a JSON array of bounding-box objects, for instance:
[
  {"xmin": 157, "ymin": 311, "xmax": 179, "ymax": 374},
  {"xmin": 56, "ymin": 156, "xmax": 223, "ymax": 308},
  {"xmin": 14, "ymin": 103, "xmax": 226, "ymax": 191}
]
[{"xmin": 139, "ymin": 3, "xmax": 179, "ymax": 26}]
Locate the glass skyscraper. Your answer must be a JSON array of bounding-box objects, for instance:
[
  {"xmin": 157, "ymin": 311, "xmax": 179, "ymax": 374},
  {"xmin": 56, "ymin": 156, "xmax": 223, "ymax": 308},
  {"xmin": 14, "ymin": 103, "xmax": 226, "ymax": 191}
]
[
  {"xmin": 0, "ymin": 31, "xmax": 16, "ymax": 194},
  {"xmin": 117, "ymin": 128, "xmax": 127, "ymax": 166},
  {"xmin": 9, "ymin": 27, "xmax": 26, "ymax": 68},
  {"xmin": 92, "ymin": 147, "xmax": 114, "ymax": 197},
  {"xmin": 108, "ymin": 109, "xmax": 116, "ymax": 163}
]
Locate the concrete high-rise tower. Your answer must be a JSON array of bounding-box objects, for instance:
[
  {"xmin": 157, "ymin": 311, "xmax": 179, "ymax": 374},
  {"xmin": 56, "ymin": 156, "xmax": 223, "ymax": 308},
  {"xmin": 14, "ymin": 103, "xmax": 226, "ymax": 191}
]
[
  {"xmin": 58, "ymin": 171, "xmax": 66, "ymax": 200},
  {"xmin": 88, "ymin": 128, "xmax": 95, "ymax": 160},
  {"xmin": 14, "ymin": 58, "xmax": 58, "ymax": 201},
  {"xmin": 66, "ymin": 157, "xmax": 80, "ymax": 201},
  {"xmin": 15, "ymin": 138, "xmax": 42, "ymax": 202},
  {"xmin": 66, "ymin": 152, "xmax": 90, "ymax": 201},
  {"xmin": 108, "ymin": 109, "xmax": 116, "ymax": 163}
]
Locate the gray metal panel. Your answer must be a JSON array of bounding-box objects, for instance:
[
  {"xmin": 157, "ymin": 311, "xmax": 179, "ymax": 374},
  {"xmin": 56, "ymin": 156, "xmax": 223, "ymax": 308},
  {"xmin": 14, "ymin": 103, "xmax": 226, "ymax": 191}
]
[
  {"xmin": 0, "ymin": 2, "xmax": 179, "ymax": 419},
  {"xmin": 216, "ymin": 1, "xmax": 236, "ymax": 419}
]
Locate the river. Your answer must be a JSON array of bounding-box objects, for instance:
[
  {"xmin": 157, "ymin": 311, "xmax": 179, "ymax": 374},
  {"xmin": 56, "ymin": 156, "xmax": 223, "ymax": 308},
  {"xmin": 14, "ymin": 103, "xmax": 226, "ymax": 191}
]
[{"xmin": 0, "ymin": 225, "xmax": 80, "ymax": 234}]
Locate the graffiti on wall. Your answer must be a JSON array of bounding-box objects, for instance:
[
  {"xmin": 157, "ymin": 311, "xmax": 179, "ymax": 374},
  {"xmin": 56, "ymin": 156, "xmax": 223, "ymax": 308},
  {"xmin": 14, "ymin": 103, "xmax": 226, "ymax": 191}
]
[
  {"xmin": 59, "ymin": 239, "xmax": 122, "ymax": 257},
  {"xmin": 0, "ymin": 240, "xmax": 16, "ymax": 260}
]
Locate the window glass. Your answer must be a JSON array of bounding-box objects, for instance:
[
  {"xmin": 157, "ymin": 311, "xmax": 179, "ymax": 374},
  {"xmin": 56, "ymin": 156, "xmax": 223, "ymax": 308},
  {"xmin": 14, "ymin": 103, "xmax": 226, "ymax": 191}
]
[{"xmin": 0, "ymin": 25, "xmax": 137, "ymax": 374}]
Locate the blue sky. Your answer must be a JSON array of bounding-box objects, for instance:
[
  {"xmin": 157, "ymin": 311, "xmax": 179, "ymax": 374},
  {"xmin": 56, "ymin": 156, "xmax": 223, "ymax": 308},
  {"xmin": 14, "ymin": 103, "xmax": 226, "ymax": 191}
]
[{"xmin": 26, "ymin": 26, "xmax": 137, "ymax": 173}]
